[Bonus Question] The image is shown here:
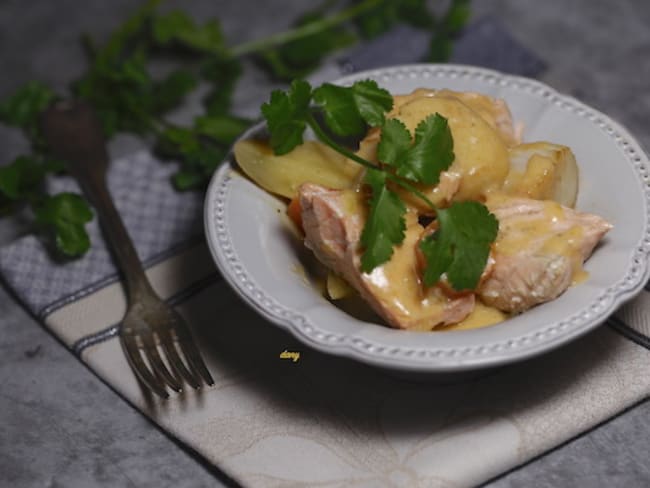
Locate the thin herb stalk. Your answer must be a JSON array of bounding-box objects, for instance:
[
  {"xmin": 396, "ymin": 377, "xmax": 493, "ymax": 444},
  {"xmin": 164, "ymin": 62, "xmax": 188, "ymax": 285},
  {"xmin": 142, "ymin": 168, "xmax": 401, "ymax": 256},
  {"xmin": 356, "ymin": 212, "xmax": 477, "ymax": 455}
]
[
  {"xmin": 229, "ymin": 0, "xmax": 382, "ymax": 57},
  {"xmin": 306, "ymin": 113, "xmax": 437, "ymax": 211}
]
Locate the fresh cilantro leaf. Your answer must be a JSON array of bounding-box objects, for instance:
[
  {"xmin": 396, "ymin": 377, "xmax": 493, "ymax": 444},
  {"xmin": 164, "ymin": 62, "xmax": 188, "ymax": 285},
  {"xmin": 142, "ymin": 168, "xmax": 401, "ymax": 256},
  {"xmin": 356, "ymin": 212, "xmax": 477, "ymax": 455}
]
[
  {"xmin": 155, "ymin": 125, "xmax": 227, "ymax": 190},
  {"xmin": 378, "ymin": 113, "xmax": 454, "ymax": 185},
  {"xmin": 194, "ymin": 114, "xmax": 250, "ymax": 145},
  {"xmin": 428, "ymin": 35, "xmax": 453, "ymax": 63},
  {"xmin": 354, "ymin": 0, "xmax": 397, "ymax": 39},
  {"xmin": 360, "ymin": 168, "xmax": 407, "ymax": 272},
  {"xmin": 171, "ymin": 142, "xmax": 226, "ymax": 190},
  {"xmin": 151, "ymin": 10, "xmax": 194, "ymax": 44},
  {"xmin": 172, "ymin": 170, "xmax": 206, "ymax": 191},
  {"xmin": 444, "ymin": 0, "xmax": 472, "ymax": 33},
  {"xmin": 201, "ymin": 59, "xmax": 242, "ymax": 116},
  {"xmin": 92, "ymin": 0, "xmax": 159, "ymax": 68},
  {"xmin": 156, "ymin": 126, "xmax": 200, "ymax": 156},
  {"xmin": 377, "ymin": 118, "xmax": 411, "ymax": 169},
  {"xmin": 419, "ymin": 201, "xmax": 498, "ymax": 290},
  {"xmin": 354, "ymin": 0, "xmax": 434, "ymax": 38},
  {"xmin": 0, "ymin": 164, "xmax": 21, "ymax": 200},
  {"xmin": 396, "ymin": 0, "xmax": 435, "ymax": 28},
  {"xmin": 261, "ymin": 79, "xmax": 312, "ymax": 155},
  {"xmin": 428, "ymin": 0, "xmax": 471, "ymax": 62},
  {"xmin": 152, "ymin": 69, "xmax": 198, "ymax": 114},
  {"xmin": 313, "ymin": 80, "xmax": 392, "ymax": 136},
  {"xmin": 74, "ymin": 1, "xmax": 162, "ymax": 137},
  {"xmin": 0, "ymin": 81, "xmax": 56, "ymax": 133},
  {"xmin": 73, "ymin": 50, "xmax": 155, "ymax": 137},
  {"xmin": 152, "ymin": 10, "xmax": 225, "ymax": 54},
  {"xmin": 258, "ymin": 11, "xmax": 356, "ymax": 81},
  {"xmin": 0, "ymin": 155, "xmax": 46, "ymax": 200},
  {"xmin": 401, "ymin": 113, "xmax": 454, "ymax": 184},
  {"xmin": 313, "ymin": 84, "xmax": 365, "ymax": 136},
  {"xmin": 34, "ymin": 193, "xmax": 94, "ymax": 257},
  {"xmin": 352, "ymin": 80, "xmax": 394, "ymax": 126}
]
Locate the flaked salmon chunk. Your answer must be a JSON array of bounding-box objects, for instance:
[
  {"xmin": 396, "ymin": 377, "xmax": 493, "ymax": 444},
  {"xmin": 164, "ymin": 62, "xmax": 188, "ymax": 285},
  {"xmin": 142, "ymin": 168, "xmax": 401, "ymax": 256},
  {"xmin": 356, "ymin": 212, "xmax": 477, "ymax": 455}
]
[
  {"xmin": 299, "ymin": 183, "xmax": 475, "ymax": 331},
  {"xmin": 478, "ymin": 196, "xmax": 613, "ymax": 313}
]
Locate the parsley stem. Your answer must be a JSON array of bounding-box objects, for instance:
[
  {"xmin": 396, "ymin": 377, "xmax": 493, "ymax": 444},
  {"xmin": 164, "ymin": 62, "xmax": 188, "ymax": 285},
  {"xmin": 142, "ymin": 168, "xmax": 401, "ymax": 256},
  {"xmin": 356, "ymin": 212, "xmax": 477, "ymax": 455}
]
[
  {"xmin": 385, "ymin": 175, "xmax": 437, "ymax": 211},
  {"xmin": 229, "ymin": 0, "xmax": 383, "ymax": 58},
  {"xmin": 306, "ymin": 113, "xmax": 437, "ymax": 211},
  {"xmin": 305, "ymin": 113, "xmax": 376, "ymax": 170}
]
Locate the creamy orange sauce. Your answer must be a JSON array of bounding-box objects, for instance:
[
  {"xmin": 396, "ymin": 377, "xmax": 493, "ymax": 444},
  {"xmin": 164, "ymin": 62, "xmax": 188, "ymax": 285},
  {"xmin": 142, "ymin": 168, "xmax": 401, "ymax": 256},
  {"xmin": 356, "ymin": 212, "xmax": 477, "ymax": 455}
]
[
  {"xmin": 445, "ymin": 301, "xmax": 508, "ymax": 330},
  {"xmin": 489, "ymin": 194, "xmax": 589, "ymax": 286},
  {"xmin": 395, "ymin": 96, "xmax": 510, "ymax": 202},
  {"xmin": 287, "ymin": 90, "xmax": 596, "ymax": 332},
  {"xmin": 362, "ymin": 212, "xmax": 455, "ymax": 330}
]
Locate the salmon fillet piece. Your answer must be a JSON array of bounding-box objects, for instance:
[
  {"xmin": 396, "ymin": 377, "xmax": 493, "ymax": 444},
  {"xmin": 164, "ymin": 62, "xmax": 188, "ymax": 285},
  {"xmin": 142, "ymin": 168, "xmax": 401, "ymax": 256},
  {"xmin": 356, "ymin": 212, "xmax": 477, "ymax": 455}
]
[
  {"xmin": 478, "ymin": 196, "xmax": 613, "ymax": 313},
  {"xmin": 299, "ymin": 183, "xmax": 475, "ymax": 330}
]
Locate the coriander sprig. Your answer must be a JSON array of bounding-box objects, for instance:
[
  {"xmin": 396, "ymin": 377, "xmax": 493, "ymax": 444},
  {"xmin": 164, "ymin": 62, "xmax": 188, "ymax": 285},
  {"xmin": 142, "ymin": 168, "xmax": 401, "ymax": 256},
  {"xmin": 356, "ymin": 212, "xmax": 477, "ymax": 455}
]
[
  {"xmin": 261, "ymin": 79, "xmax": 497, "ymax": 291},
  {"xmin": 0, "ymin": 0, "xmax": 472, "ymax": 258}
]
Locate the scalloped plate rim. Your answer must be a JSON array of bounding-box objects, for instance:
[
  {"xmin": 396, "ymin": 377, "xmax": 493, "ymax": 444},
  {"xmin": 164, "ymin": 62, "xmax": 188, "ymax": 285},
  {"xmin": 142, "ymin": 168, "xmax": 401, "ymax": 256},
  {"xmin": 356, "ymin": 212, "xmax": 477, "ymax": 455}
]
[{"xmin": 204, "ymin": 63, "xmax": 650, "ymax": 373}]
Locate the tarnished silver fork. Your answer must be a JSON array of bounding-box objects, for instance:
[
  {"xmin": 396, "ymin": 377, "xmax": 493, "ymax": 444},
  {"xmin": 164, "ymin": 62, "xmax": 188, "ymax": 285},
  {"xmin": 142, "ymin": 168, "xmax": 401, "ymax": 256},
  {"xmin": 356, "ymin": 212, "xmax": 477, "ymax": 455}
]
[{"xmin": 42, "ymin": 100, "xmax": 214, "ymax": 399}]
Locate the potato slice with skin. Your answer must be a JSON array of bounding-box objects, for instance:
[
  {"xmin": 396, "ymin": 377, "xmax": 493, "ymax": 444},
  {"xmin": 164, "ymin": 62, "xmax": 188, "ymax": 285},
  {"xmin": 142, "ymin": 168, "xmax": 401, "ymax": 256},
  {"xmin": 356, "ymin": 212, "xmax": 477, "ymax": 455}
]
[
  {"xmin": 234, "ymin": 139, "xmax": 362, "ymax": 199},
  {"xmin": 504, "ymin": 142, "xmax": 579, "ymax": 208},
  {"xmin": 389, "ymin": 88, "xmax": 520, "ymax": 146},
  {"xmin": 395, "ymin": 96, "xmax": 511, "ymax": 203},
  {"xmin": 326, "ymin": 271, "xmax": 353, "ymax": 300}
]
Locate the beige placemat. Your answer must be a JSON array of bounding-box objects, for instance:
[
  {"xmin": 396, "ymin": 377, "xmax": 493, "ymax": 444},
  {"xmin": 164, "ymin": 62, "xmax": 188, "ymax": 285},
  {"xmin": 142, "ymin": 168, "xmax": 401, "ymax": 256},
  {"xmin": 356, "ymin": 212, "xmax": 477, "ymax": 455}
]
[{"xmin": 43, "ymin": 242, "xmax": 650, "ymax": 488}]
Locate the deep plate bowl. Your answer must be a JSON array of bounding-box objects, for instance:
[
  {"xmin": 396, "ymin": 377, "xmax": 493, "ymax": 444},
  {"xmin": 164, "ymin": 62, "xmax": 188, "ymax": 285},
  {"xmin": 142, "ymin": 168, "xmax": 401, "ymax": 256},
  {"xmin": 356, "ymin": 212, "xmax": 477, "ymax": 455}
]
[{"xmin": 204, "ymin": 64, "xmax": 650, "ymax": 373}]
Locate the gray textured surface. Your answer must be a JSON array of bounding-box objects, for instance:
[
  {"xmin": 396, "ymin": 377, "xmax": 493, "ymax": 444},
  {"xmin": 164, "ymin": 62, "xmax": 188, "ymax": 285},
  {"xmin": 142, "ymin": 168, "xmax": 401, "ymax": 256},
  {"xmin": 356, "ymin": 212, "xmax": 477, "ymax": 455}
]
[{"xmin": 1, "ymin": 1, "xmax": 649, "ymax": 487}]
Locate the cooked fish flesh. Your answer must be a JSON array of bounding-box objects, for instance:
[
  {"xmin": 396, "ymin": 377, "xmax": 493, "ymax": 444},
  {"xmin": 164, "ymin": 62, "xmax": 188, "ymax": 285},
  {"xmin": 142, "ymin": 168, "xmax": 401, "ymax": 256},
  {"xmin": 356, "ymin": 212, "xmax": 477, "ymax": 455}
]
[
  {"xmin": 299, "ymin": 183, "xmax": 475, "ymax": 330},
  {"xmin": 478, "ymin": 195, "xmax": 612, "ymax": 313}
]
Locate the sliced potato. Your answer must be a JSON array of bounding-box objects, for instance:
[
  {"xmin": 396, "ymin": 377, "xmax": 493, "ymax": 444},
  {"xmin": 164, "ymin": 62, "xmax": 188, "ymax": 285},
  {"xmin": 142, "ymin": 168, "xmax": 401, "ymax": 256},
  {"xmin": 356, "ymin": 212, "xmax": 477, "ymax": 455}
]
[
  {"xmin": 394, "ymin": 96, "xmax": 510, "ymax": 203},
  {"xmin": 326, "ymin": 271, "xmax": 353, "ymax": 300},
  {"xmin": 504, "ymin": 142, "xmax": 579, "ymax": 208},
  {"xmin": 234, "ymin": 139, "xmax": 362, "ymax": 199}
]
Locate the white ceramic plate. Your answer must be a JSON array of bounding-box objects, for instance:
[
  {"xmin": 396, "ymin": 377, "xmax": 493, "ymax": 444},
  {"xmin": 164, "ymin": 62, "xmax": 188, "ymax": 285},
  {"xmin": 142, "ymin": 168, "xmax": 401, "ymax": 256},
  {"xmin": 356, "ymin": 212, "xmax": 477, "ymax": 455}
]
[{"xmin": 204, "ymin": 64, "xmax": 650, "ymax": 373}]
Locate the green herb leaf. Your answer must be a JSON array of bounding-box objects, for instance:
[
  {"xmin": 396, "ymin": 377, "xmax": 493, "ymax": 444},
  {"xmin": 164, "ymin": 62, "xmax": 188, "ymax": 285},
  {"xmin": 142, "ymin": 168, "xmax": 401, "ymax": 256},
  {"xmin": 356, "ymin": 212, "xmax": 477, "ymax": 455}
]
[
  {"xmin": 261, "ymin": 79, "xmax": 312, "ymax": 155},
  {"xmin": 92, "ymin": 0, "xmax": 159, "ymax": 68},
  {"xmin": 172, "ymin": 170, "xmax": 206, "ymax": 191},
  {"xmin": 428, "ymin": 0, "xmax": 471, "ymax": 62},
  {"xmin": 354, "ymin": 0, "xmax": 434, "ymax": 38},
  {"xmin": 34, "ymin": 193, "xmax": 94, "ymax": 257},
  {"xmin": 354, "ymin": 0, "xmax": 397, "ymax": 39},
  {"xmin": 73, "ymin": 0, "xmax": 162, "ymax": 138},
  {"xmin": 152, "ymin": 69, "xmax": 198, "ymax": 114},
  {"xmin": 73, "ymin": 50, "xmax": 155, "ymax": 137},
  {"xmin": 444, "ymin": 0, "xmax": 472, "ymax": 33},
  {"xmin": 194, "ymin": 114, "xmax": 250, "ymax": 145},
  {"xmin": 0, "ymin": 81, "xmax": 56, "ymax": 133},
  {"xmin": 360, "ymin": 168, "xmax": 407, "ymax": 272},
  {"xmin": 152, "ymin": 10, "xmax": 225, "ymax": 54},
  {"xmin": 377, "ymin": 118, "xmax": 411, "ymax": 169},
  {"xmin": 419, "ymin": 201, "xmax": 498, "ymax": 290},
  {"xmin": 155, "ymin": 125, "xmax": 227, "ymax": 190},
  {"xmin": 259, "ymin": 11, "xmax": 356, "ymax": 81},
  {"xmin": 201, "ymin": 59, "xmax": 242, "ymax": 116},
  {"xmin": 378, "ymin": 113, "xmax": 454, "ymax": 185},
  {"xmin": 351, "ymin": 80, "xmax": 394, "ymax": 126},
  {"xmin": 428, "ymin": 35, "xmax": 453, "ymax": 62},
  {"xmin": 313, "ymin": 79, "xmax": 392, "ymax": 136},
  {"xmin": 400, "ymin": 113, "xmax": 454, "ymax": 184},
  {"xmin": 313, "ymin": 84, "xmax": 365, "ymax": 136},
  {"xmin": 396, "ymin": 0, "xmax": 435, "ymax": 28},
  {"xmin": 0, "ymin": 155, "xmax": 46, "ymax": 200}
]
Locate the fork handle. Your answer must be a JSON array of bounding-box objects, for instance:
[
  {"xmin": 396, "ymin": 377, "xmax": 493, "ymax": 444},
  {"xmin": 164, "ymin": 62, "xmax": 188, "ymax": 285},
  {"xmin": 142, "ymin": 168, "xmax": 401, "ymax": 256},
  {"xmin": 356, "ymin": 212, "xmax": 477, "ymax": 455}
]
[
  {"xmin": 80, "ymin": 171, "xmax": 156, "ymax": 303},
  {"xmin": 41, "ymin": 100, "xmax": 157, "ymax": 304}
]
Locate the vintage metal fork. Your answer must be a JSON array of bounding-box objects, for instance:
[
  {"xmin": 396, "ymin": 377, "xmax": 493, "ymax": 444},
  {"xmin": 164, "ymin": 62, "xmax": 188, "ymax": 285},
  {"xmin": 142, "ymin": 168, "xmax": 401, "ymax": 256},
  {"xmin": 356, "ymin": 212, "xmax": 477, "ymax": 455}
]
[{"xmin": 42, "ymin": 100, "xmax": 214, "ymax": 399}]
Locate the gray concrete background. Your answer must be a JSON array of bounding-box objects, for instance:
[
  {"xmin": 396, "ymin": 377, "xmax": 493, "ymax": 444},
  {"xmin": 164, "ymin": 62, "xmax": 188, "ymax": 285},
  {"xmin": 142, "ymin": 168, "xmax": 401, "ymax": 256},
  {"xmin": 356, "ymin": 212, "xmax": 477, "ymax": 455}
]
[{"xmin": 1, "ymin": 1, "xmax": 649, "ymax": 486}]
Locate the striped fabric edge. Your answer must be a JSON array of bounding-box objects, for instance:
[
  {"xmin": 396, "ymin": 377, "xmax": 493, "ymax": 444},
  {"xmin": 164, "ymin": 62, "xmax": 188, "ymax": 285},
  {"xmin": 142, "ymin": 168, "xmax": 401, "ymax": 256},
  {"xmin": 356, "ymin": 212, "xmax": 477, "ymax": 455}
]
[{"xmin": 71, "ymin": 271, "xmax": 223, "ymax": 356}]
